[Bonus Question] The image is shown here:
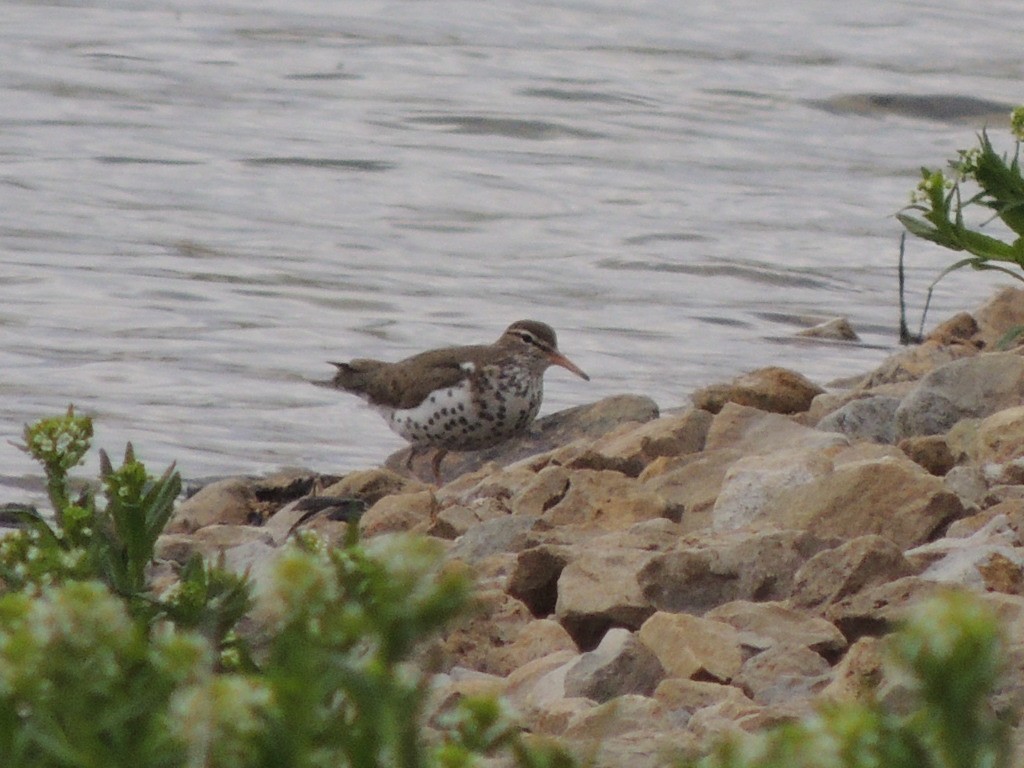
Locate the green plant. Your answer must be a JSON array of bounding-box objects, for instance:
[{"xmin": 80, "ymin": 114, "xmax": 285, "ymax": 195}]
[
  {"xmin": 4, "ymin": 406, "xmax": 180, "ymax": 594},
  {"xmin": 688, "ymin": 590, "xmax": 1011, "ymax": 768},
  {"xmin": 0, "ymin": 410, "xmax": 578, "ymax": 768},
  {"xmin": 897, "ymin": 107, "xmax": 1024, "ymax": 342}
]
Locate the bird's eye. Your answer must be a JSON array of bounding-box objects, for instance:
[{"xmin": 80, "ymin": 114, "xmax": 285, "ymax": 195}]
[{"xmin": 520, "ymin": 332, "xmax": 535, "ymax": 345}]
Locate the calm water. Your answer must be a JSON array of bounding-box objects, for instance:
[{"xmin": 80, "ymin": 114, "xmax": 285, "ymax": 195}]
[{"xmin": 2, "ymin": 0, "xmax": 1022, "ymax": 500}]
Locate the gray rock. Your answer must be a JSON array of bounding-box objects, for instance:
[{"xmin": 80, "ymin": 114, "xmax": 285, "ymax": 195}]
[
  {"xmin": 733, "ymin": 644, "xmax": 832, "ymax": 706},
  {"xmin": 817, "ymin": 396, "xmax": 902, "ymax": 444},
  {"xmin": 895, "ymin": 353, "xmax": 1024, "ymax": 439},
  {"xmin": 446, "ymin": 514, "xmax": 545, "ymax": 564},
  {"xmin": 638, "ymin": 529, "xmax": 833, "ymax": 614},
  {"xmin": 564, "ymin": 628, "xmax": 665, "ymax": 702}
]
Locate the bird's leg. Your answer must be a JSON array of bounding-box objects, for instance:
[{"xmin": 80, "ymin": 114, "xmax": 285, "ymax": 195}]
[{"xmin": 430, "ymin": 448, "xmax": 448, "ymax": 486}]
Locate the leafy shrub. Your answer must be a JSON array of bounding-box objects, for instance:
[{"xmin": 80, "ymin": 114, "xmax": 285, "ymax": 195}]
[
  {"xmin": 687, "ymin": 591, "xmax": 1011, "ymax": 768},
  {"xmin": 898, "ymin": 106, "xmax": 1024, "ymax": 340},
  {"xmin": 0, "ymin": 409, "xmax": 577, "ymax": 768}
]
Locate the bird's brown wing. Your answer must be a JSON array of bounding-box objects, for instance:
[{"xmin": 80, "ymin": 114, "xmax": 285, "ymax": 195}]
[{"xmin": 329, "ymin": 344, "xmax": 487, "ymax": 409}]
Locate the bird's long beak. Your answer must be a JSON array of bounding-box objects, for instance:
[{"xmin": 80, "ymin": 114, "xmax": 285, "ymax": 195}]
[{"xmin": 549, "ymin": 352, "xmax": 590, "ymax": 381}]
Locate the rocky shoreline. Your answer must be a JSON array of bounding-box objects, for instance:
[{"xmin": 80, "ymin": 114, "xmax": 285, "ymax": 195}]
[{"xmin": 161, "ymin": 287, "xmax": 1024, "ymax": 766}]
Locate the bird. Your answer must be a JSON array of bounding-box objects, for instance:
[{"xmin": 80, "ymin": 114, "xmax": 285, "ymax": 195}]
[{"xmin": 319, "ymin": 320, "xmax": 590, "ymax": 482}]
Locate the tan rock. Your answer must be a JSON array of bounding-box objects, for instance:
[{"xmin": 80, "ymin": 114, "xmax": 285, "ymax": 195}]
[
  {"xmin": 640, "ymin": 529, "xmax": 833, "ymax": 614},
  {"xmin": 926, "ymin": 311, "xmax": 981, "ymax": 346},
  {"xmin": 503, "ymin": 649, "xmax": 579, "ymax": 714},
  {"xmin": 973, "ymin": 286, "xmax": 1024, "ymax": 347},
  {"xmin": 796, "ymin": 317, "xmax": 859, "ymax": 341},
  {"xmin": 494, "ymin": 618, "xmax": 578, "ymax": 672},
  {"xmin": 692, "ymin": 367, "xmax": 824, "ymax": 415},
  {"xmin": 562, "ymin": 694, "xmax": 667, "ymax": 740},
  {"xmin": 440, "ymin": 589, "xmax": 535, "ymax": 675},
  {"xmin": 564, "ymin": 628, "xmax": 665, "ymax": 702},
  {"xmin": 704, "ymin": 403, "xmax": 847, "ymax": 455},
  {"xmin": 895, "ymin": 352, "xmax": 1024, "ymax": 438},
  {"xmin": 791, "ymin": 535, "xmax": 916, "ymax": 611},
  {"xmin": 511, "ymin": 465, "xmax": 573, "ymax": 517},
  {"xmin": 824, "ymin": 576, "xmax": 946, "ymax": 641},
  {"xmin": 429, "ymin": 497, "xmax": 509, "ymax": 539},
  {"xmin": 156, "ymin": 524, "xmax": 276, "ymax": 564},
  {"xmin": 167, "ymin": 477, "xmax": 259, "ymax": 533},
  {"xmin": 759, "ymin": 455, "xmax": 963, "ymax": 548},
  {"xmin": 574, "ymin": 408, "xmax": 713, "ymax": 476},
  {"xmin": 358, "ymin": 490, "xmax": 436, "ymax": 537},
  {"xmin": 538, "ymin": 469, "xmax": 669, "ymax": 530},
  {"xmin": 322, "ymin": 468, "xmax": 427, "ymax": 505},
  {"xmin": 684, "ymin": 692, "xmax": 770, "ymax": 743},
  {"xmin": 806, "ymin": 381, "xmax": 916, "ymax": 425},
  {"xmin": 948, "ymin": 499, "xmax": 1024, "ymax": 540},
  {"xmin": 733, "ymin": 644, "xmax": 832, "ymax": 706},
  {"xmin": 508, "ymin": 544, "xmax": 572, "ymax": 616},
  {"xmin": 555, "ymin": 547, "xmax": 657, "ymax": 648},
  {"xmin": 907, "ymin": 515, "xmax": 1024, "ymax": 594},
  {"xmin": 638, "ymin": 611, "xmax": 744, "ymax": 682},
  {"xmin": 819, "ymin": 636, "xmax": 885, "ymax": 704},
  {"xmin": 898, "ymin": 434, "xmax": 955, "ymax": 476},
  {"xmin": 711, "ymin": 447, "xmax": 835, "ymax": 531},
  {"xmin": 964, "ymin": 405, "xmax": 1024, "ymax": 465},
  {"xmin": 859, "ymin": 340, "xmax": 977, "ymax": 388},
  {"xmin": 704, "ymin": 600, "xmax": 847, "ymax": 656},
  {"xmin": 640, "ymin": 448, "xmax": 743, "ymax": 530},
  {"xmin": 446, "ymin": 514, "xmax": 547, "ymax": 564},
  {"xmin": 654, "ymin": 677, "xmax": 753, "ymax": 713}
]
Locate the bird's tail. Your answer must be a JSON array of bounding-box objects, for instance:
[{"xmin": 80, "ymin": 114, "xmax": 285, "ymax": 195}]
[{"xmin": 314, "ymin": 360, "xmax": 383, "ymax": 395}]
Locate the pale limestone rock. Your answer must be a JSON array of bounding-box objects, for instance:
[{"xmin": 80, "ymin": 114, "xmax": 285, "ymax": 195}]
[
  {"xmin": 494, "ymin": 618, "xmax": 578, "ymax": 673},
  {"xmin": 711, "ymin": 447, "xmax": 835, "ymax": 531},
  {"xmin": 796, "ymin": 317, "xmax": 859, "ymax": 341},
  {"xmin": 972, "ymin": 286, "xmax": 1024, "ymax": 346},
  {"xmin": 445, "ymin": 514, "xmax": 545, "ymax": 564},
  {"xmin": 859, "ymin": 340, "xmax": 977, "ymax": 388},
  {"xmin": 907, "ymin": 515, "xmax": 1024, "ymax": 594},
  {"xmin": 503, "ymin": 649, "xmax": 579, "ymax": 716},
  {"xmin": 824, "ymin": 576, "xmax": 945, "ymax": 641},
  {"xmin": 507, "ymin": 544, "xmax": 571, "ymax": 616},
  {"xmin": 430, "ymin": 497, "xmax": 509, "ymax": 539},
  {"xmin": 637, "ymin": 611, "xmax": 744, "ymax": 682}
]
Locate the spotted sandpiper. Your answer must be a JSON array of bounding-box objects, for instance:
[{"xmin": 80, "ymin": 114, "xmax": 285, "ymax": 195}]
[{"xmin": 319, "ymin": 320, "xmax": 590, "ymax": 481}]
